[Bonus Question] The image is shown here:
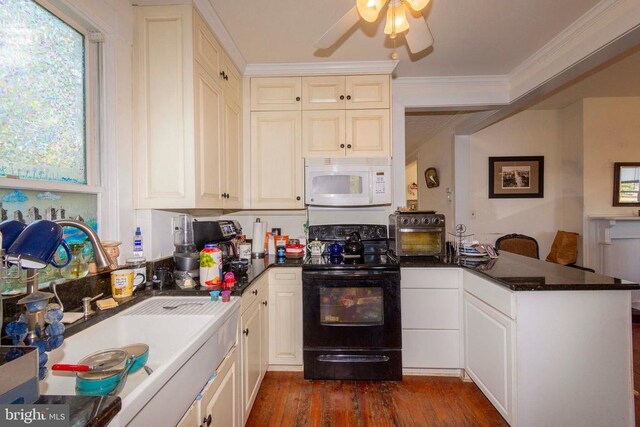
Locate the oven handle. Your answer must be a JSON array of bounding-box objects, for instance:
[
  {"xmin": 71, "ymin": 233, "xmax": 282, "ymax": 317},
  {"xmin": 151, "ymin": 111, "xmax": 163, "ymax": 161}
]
[
  {"xmin": 316, "ymin": 354, "xmax": 390, "ymax": 363},
  {"xmin": 398, "ymin": 228, "xmax": 443, "ymax": 232}
]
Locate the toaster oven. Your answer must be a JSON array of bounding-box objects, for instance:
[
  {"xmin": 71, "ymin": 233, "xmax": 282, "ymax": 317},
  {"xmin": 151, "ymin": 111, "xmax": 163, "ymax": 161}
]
[{"xmin": 388, "ymin": 212, "xmax": 446, "ymax": 257}]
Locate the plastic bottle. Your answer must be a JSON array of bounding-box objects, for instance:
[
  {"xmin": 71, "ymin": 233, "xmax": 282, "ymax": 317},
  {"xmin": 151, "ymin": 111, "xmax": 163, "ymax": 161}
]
[
  {"xmin": 200, "ymin": 244, "xmax": 222, "ymax": 287},
  {"xmin": 133, "ymin": 227, "xmax": 144, "ymax": 257}
]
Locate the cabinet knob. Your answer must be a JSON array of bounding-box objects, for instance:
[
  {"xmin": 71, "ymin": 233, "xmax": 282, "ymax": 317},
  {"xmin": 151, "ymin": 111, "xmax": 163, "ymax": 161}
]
[
  {"xmin": 243, "ymin": 328, "xmax": 249, "ymax": 336},
  {"xmin": 252, "ymin": 289, "xmax": 258, "ymax": 295},
  {"xmin": 340, "ymin": 95, "xmax": 345, "ymax": 100},
  {"xmin": 207, "ymin": 414, "xmax": 212, "ymax": 426},
  {"xmin": 296, "ymin": 96, "xmax": 301, "ymax": 102},
  {"xmin": 347, "ymin": 144, "xmax": 352, "ymax": 149},
  {"xmin": 220, "ymin": 71, "xmax": 224, "ymax": 78},
  {"xmin": 262, "ymin": 300, "xmax": 268, "ymax": 306},
  {"xmin": 340, "ymin": 144, "xmax": 345, "ymax": 149},
  {"xmin": 224, "ymin": 74, "xmax": 229, "ymax": 81},
  {"xmin": 346, "ymin": 95, "xmax": 352, "ymax": 100},
  {"xmin": 296, "ymin": 196, "xmax": 301, "ymax": 201}
]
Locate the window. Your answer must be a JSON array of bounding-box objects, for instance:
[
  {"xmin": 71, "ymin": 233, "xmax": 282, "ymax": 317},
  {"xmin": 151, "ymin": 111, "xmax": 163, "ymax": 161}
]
[{"xmin": 0, "ymin": 0, "xmax": 88, "ymax": 184}]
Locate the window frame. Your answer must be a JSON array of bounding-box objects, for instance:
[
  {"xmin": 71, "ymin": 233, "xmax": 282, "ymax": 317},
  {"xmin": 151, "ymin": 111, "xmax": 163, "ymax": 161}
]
[{"xmin": 0, "ymin": 0, "xmax": 103, "ymax": 220}]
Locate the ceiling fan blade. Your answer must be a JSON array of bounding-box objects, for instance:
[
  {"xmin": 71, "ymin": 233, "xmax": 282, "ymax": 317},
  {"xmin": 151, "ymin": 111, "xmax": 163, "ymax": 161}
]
[
  {"xmin": 314, "ymin": 6, "xmax": 361, "ymax": 49},
  {"xmin": 405, "ymin": 12, "xmax": 433, "ymax": 54}
]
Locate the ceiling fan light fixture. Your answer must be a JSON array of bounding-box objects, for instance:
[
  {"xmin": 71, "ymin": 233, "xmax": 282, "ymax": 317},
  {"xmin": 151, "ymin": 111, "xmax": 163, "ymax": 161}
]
[
  {"xmin": 384, "ymin": 0, "xmax": 410, "ymax": 36},
  {"xmin": 356, "ymin": 0, "xmax": 386, "ymax": 23},
  {"xmin": 404, "ymin": 0, "xmax": 430, "ymax": 12}
]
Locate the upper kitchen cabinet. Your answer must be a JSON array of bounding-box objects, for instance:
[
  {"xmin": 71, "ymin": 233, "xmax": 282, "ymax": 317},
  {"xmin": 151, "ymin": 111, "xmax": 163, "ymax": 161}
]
[
  {"xmin": 133, "ymin": 5, "xmax": 242, "ymax": 210},
  {"xmin": 302, "ymin": 75, "xmax": 389, "ymax": 110},
  {"xmin": 250, "ymin": 111, "xmax": 304, "ymax": 209},
  {"xmin": 251, "ymin": 77, "xmax": 302, "ymax": 111}
]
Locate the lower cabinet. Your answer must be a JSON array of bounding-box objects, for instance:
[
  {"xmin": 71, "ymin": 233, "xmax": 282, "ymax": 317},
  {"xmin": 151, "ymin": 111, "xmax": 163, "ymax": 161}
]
[
  {"xmin": 463, "ymin": 292, "xmax": 515, "ymax": 423},
  {"xmin": 268, "ymin": 268, "xmax": 303, "ymax": 367},
  {"xmin": 240, "ymin": 275, "xmax": 269, "ymax": 425},
  {"xmin": 401, "ymin": 268, "xmax": 462, "ymax": 370},
  {"xmin": 176, "ymin": 346, "xmax": 240, "ymax": 427}
]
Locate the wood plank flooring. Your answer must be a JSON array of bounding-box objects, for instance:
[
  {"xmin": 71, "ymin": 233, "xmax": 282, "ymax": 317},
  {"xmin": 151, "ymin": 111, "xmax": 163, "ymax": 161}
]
[{"xmin": 247, "ymin": 372, "xmax": 508, "ymax": 426}]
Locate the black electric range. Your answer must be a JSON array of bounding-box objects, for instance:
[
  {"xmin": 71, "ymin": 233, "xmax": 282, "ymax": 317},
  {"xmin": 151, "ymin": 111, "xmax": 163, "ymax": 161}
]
[{"xmin": 302, "ymin": 224, "xmax": 402, "ymax": 381}]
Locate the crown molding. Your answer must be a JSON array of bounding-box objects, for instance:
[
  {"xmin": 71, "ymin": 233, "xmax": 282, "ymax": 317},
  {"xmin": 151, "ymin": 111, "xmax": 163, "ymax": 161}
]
[
  {"xmin": 508, "ymin": 0, "xmax": 640, "ymax": 101},
  {"xmin": 243, "ymin": 60, "xmax": 399, "ymax": 77}
]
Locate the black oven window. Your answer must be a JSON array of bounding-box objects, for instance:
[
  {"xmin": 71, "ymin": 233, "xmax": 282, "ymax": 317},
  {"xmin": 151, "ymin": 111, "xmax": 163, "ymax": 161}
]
[
  {"xmin": 320, "ymin": 287, "xmax": 384, "ymax": 325},
  {"xmin": 312, "ymin": 175, "xmax": 363, "ymax": 195}
]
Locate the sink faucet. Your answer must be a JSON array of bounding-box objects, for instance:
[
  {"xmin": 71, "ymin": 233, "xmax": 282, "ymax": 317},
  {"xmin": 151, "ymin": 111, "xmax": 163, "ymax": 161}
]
[{"xmin": 54, "ymin": 219, "xmax": 118, "ymax": 272}]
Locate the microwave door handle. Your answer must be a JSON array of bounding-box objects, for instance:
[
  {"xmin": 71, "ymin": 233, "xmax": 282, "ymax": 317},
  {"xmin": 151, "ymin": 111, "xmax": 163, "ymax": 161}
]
[{"xmin": 369, "ymin": 170, "xmax": 374, "ymax": 204}]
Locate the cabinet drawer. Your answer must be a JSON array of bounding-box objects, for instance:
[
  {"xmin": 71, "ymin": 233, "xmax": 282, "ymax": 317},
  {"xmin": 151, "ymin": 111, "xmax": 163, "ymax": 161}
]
[
  {"xmin": 402, "ymin": 329, "xmax": 460, "ymax": 369},
  {"xmin": 268, "ymin": 267, "xmax": 301, "ymax": 284},
  {"xmin": 401, "ymin": 288, "xmax": 459, "ymax": 329},
  {"xmin": 463, "ymin": 271, "xmax": 515, "ymax": 319},
  {"xmin": 241, "ymin": 279, "xmax": 264, "ymax": 314},
  {"xmin": 401, "ymin": 268, "xmax": 460, "ymax": 289}
]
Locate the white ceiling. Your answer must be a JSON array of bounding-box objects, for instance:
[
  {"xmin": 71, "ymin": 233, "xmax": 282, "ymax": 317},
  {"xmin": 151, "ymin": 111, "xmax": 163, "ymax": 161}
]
[{"xmin": 210, "ymin": 0, "xmax": 601, "ymax": 77}]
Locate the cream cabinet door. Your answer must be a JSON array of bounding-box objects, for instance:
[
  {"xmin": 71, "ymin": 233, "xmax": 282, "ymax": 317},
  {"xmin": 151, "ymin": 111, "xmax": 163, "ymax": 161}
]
[
  {"xmin": 250, "ymin": 112, "xmax": 304, "ymax": 209},
  {"xmin": 193, "ymin": 10, "xmax": 220, "ymax": 79},
  {"xmin": 241, "ymin": 301, "xmax": 262, "ymax": 424},
  {"xmin": 302, "ymin": 76, "xmax": 346, "ymax": 110},
  {"xmin": 345, "ymin": 75, "xmax": 390, "ymax": 109},
  {"xmin": 345, "ymin": 109, "xmax": 390, "ymax": 157},
  {"xmin": 464, "ymin": 292, "xmax": 515, "ymax": 424},
  {"xmin": 194, "ymin": 63, "xmax": 224, "ymax": 208},
  {"xmin": 302, "ymin": 110, "xmax": 346, "ymax": 158},
  {"xmin": 268, "ymin": 282, "xmax": 303, "ymax": 366},
  {"xmin": 259, "ymin": 279, "xmax": 270, "ymax": 376},
  {"xmin": 223, "ymin": 100, "xmax": 243, "ymax": 209},
  {"xmin": 221, "ymin": 53, "xmax": 241, "ymax": 104},
  {"xmin": 201, "ymin": 346, "xmax": 240, "ymax": 427},
  {"xmin": 251, "ymin": 77, "xmax": 302, "ymax": 111}
]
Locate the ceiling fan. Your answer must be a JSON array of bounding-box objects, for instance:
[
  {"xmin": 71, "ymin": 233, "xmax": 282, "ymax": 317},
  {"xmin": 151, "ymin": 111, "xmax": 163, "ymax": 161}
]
[{"xmin": 314, "ymin": 0, "xmax": 434, "ymax": 58}]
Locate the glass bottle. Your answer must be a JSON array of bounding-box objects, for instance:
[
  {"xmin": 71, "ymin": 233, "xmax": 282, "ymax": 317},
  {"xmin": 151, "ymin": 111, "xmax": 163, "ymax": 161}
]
[{"xmin": 61, "ymin": 242, "xmax": 89, "ymax": 279}]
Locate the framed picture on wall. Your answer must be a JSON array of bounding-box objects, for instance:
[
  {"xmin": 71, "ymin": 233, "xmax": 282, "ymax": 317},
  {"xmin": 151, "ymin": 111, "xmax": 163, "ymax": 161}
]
[{"xmin": 488, "ymin": 156, "xmax": 544, "ymax": 198}]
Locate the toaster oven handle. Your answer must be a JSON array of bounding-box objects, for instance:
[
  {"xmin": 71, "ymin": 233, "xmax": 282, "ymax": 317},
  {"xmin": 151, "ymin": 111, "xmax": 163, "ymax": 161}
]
[{"xmin": 398, "ymin": 228, "xmax": 442, "ymax": 232}]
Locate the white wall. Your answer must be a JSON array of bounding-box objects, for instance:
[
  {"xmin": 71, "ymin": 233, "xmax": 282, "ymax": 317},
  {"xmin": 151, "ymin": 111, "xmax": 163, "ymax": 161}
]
[
  {"xmin": 405, "ymin": 161, "xmax": 417, "ymax": 202},
  {"xmin": 468, "ymin": 110, "xmax": 565, "ymax": 257},
  {"xmin": 583, "ymin": 97, "xmax": 640, "ymax": 217}
]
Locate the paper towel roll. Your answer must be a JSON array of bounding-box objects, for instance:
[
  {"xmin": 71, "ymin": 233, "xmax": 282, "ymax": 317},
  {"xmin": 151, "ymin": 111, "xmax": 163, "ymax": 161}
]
[{"xmin": 252, "ymin": 220, "xmax": 265, "ymax": 257}]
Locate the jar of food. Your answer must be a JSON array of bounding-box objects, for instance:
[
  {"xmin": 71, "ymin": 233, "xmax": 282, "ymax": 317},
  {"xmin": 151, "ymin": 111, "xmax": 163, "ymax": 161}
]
[
  {"xmin": 126, "ymin": 257, "xmax": 147, "ymax": 289},
  {"xmin": 200, "ymin": 244, "xmax": 222, "ymax": 287}
]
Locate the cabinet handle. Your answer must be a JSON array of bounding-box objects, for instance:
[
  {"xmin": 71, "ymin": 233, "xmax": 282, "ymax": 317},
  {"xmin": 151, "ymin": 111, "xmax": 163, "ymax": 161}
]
[
  {"xmin": 224, "ymin": 74, "xmax": 229, "ymax": 81},
  {"xmin": 347, "ymin": 144, "xmax": 352, "ymax": 149},
  {"xmin": 340, "ymin": 95, "xmax": 345, "ymax": 100},
  {"xmin": 296, "ymin": 96, "xmax": 301, "ymax": 102},
  {"xmin": 296, "ymin": 196, "xmax": 301, "ymax": 201},
  {"xmin": 207, "ymin": 414, "xmax": 212, "ymax": 426},
  {"xmin": 219, "ymin": 71, "xmax": 225, "ymax": 78},
  {"xmin": 340, "ymin": 144, "xmax": 345, "ymax": 148},
  {"xmin": 262, "ymin": 301, "xmax": 268, "ymax": 306},
  {"xmin": 346, "ymin": 95, "xmax": 352, "ymax": 100},
  {"xmin": 243, "ymin": 328, "xmax": 249, "ymax": 336},
  {"xmin": 252, "ymin": 289, "xmax": 258, "ymax": 295}
]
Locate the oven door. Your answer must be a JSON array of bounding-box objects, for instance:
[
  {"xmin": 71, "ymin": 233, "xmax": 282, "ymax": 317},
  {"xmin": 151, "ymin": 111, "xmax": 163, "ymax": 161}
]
[
  {"xmin": 395, "ymin": 228, "xmax": 444, "ymax": 256},
  {"xmin": 303, "ymin": 270, "xmax": 401, "ymax": 350}
]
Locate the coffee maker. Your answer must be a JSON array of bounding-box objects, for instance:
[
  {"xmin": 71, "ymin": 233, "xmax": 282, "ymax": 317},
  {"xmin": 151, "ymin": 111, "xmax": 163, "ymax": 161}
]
[
  {"xmin": 193, "ymin": 220, "xmax": 241, "ymax": 262},
  {"xmin": 173, "ymin": 214, "xmax": 200, "ymax": 278}
]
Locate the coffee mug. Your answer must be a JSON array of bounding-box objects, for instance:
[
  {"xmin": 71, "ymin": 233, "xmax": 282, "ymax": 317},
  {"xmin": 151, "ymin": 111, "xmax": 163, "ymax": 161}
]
[
  {"xmin": 7, "ymin": 220, "xmax": 71, "ymax": 269},
  {"xmin": 110, "ymin": 269, "xmax": 143, "ymax": 299},
  {"xmin": 152, "ymin": 267, "xmax": 173, "ymax": 289},
  {"xmin": 0, "ymin": 220, "xmax": 27, "ymax": 251}
]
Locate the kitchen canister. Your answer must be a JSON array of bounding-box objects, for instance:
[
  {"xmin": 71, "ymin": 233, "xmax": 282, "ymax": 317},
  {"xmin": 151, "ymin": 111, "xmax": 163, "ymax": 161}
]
[{"xmin": 238, "ymin": 242, "xmax": 252, "ymax": 260}]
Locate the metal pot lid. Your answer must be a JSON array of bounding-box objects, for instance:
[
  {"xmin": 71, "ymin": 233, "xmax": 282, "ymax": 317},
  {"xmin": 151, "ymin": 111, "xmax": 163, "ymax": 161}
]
[
  {"xmin": 121, "ymin": 343, "xmax": 148, "ymax": 359},
  {"xmin": 76, "ymin": 349, "xmax": 128, "ymax": 380}
]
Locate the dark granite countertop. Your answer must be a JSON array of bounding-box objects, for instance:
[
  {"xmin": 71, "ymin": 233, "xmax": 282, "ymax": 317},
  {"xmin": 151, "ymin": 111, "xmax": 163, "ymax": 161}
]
[
  {"xmin": 400, "ymin": 252, "xmax": 640, "ymax": 291},
  {"xmin": 35, "ymin": 395, "xmax": 121, "ymax": 427}
]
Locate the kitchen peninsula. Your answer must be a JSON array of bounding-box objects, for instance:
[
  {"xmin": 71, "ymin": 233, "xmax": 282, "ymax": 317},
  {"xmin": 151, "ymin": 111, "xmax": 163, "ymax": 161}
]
[{"xmin": 28, "ymin": 251, "xmax": 638, "ymax": 426}]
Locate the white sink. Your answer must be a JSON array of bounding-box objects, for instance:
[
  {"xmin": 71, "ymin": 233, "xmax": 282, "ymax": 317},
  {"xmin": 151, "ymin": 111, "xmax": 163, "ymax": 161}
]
[{"xmin": 42, "ymin": 296, "xmax": 240, "ymax": 426}]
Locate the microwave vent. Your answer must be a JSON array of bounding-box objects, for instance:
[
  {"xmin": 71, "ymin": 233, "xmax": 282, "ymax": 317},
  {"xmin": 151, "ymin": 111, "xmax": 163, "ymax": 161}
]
[{"xmin": 305, "ymin": 157, "xmax": 391, "ymax": 167}]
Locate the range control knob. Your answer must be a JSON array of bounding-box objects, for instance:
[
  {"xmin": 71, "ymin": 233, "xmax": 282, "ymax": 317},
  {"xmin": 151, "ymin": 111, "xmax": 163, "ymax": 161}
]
[
  {"xmin": 411, "ymin": 217, "xmax": 420, "ymax": 225},
  {"xmin": 377, "ymin": 227, "xmax": 385, "ymax": 237},
  {"xmin": 432, "ymin": 218, "xmax": 441, "ymax": 225},
  {"xmin": 401, "ymin": 217, "xmax": 410, "ymax": 225},
  {"xmin": 421, "ymin": 217, "xmax": 430, "ymax": 225}
]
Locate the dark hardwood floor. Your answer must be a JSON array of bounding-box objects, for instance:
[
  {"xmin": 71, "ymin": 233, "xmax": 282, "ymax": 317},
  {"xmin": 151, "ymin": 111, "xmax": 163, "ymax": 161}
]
[
  {"xmin": 247, "ymin": 372, "xmax": 508, "ymax": 426},
  {"xmin": 249, "ymin": 325, "xmax": 640, "ymax": 426}
]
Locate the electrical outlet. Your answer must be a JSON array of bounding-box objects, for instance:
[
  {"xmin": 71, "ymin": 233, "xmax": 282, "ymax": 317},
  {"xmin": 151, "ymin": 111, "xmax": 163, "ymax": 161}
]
[{"xmin": 471, "ymin": 210, "xmax": 477, "ymax": 219}]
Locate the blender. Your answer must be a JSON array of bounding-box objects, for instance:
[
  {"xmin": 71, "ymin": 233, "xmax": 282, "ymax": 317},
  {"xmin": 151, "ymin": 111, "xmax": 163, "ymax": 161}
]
[{"xmin": 172, "ymin": 215, "xmax": 199, "ymax": 280}]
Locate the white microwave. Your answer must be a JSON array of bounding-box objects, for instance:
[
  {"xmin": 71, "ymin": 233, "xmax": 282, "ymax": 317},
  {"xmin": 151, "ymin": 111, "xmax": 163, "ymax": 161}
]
[{"xmin": 305, "ymin": 158, "xmax": 392, "ymax": 207}]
